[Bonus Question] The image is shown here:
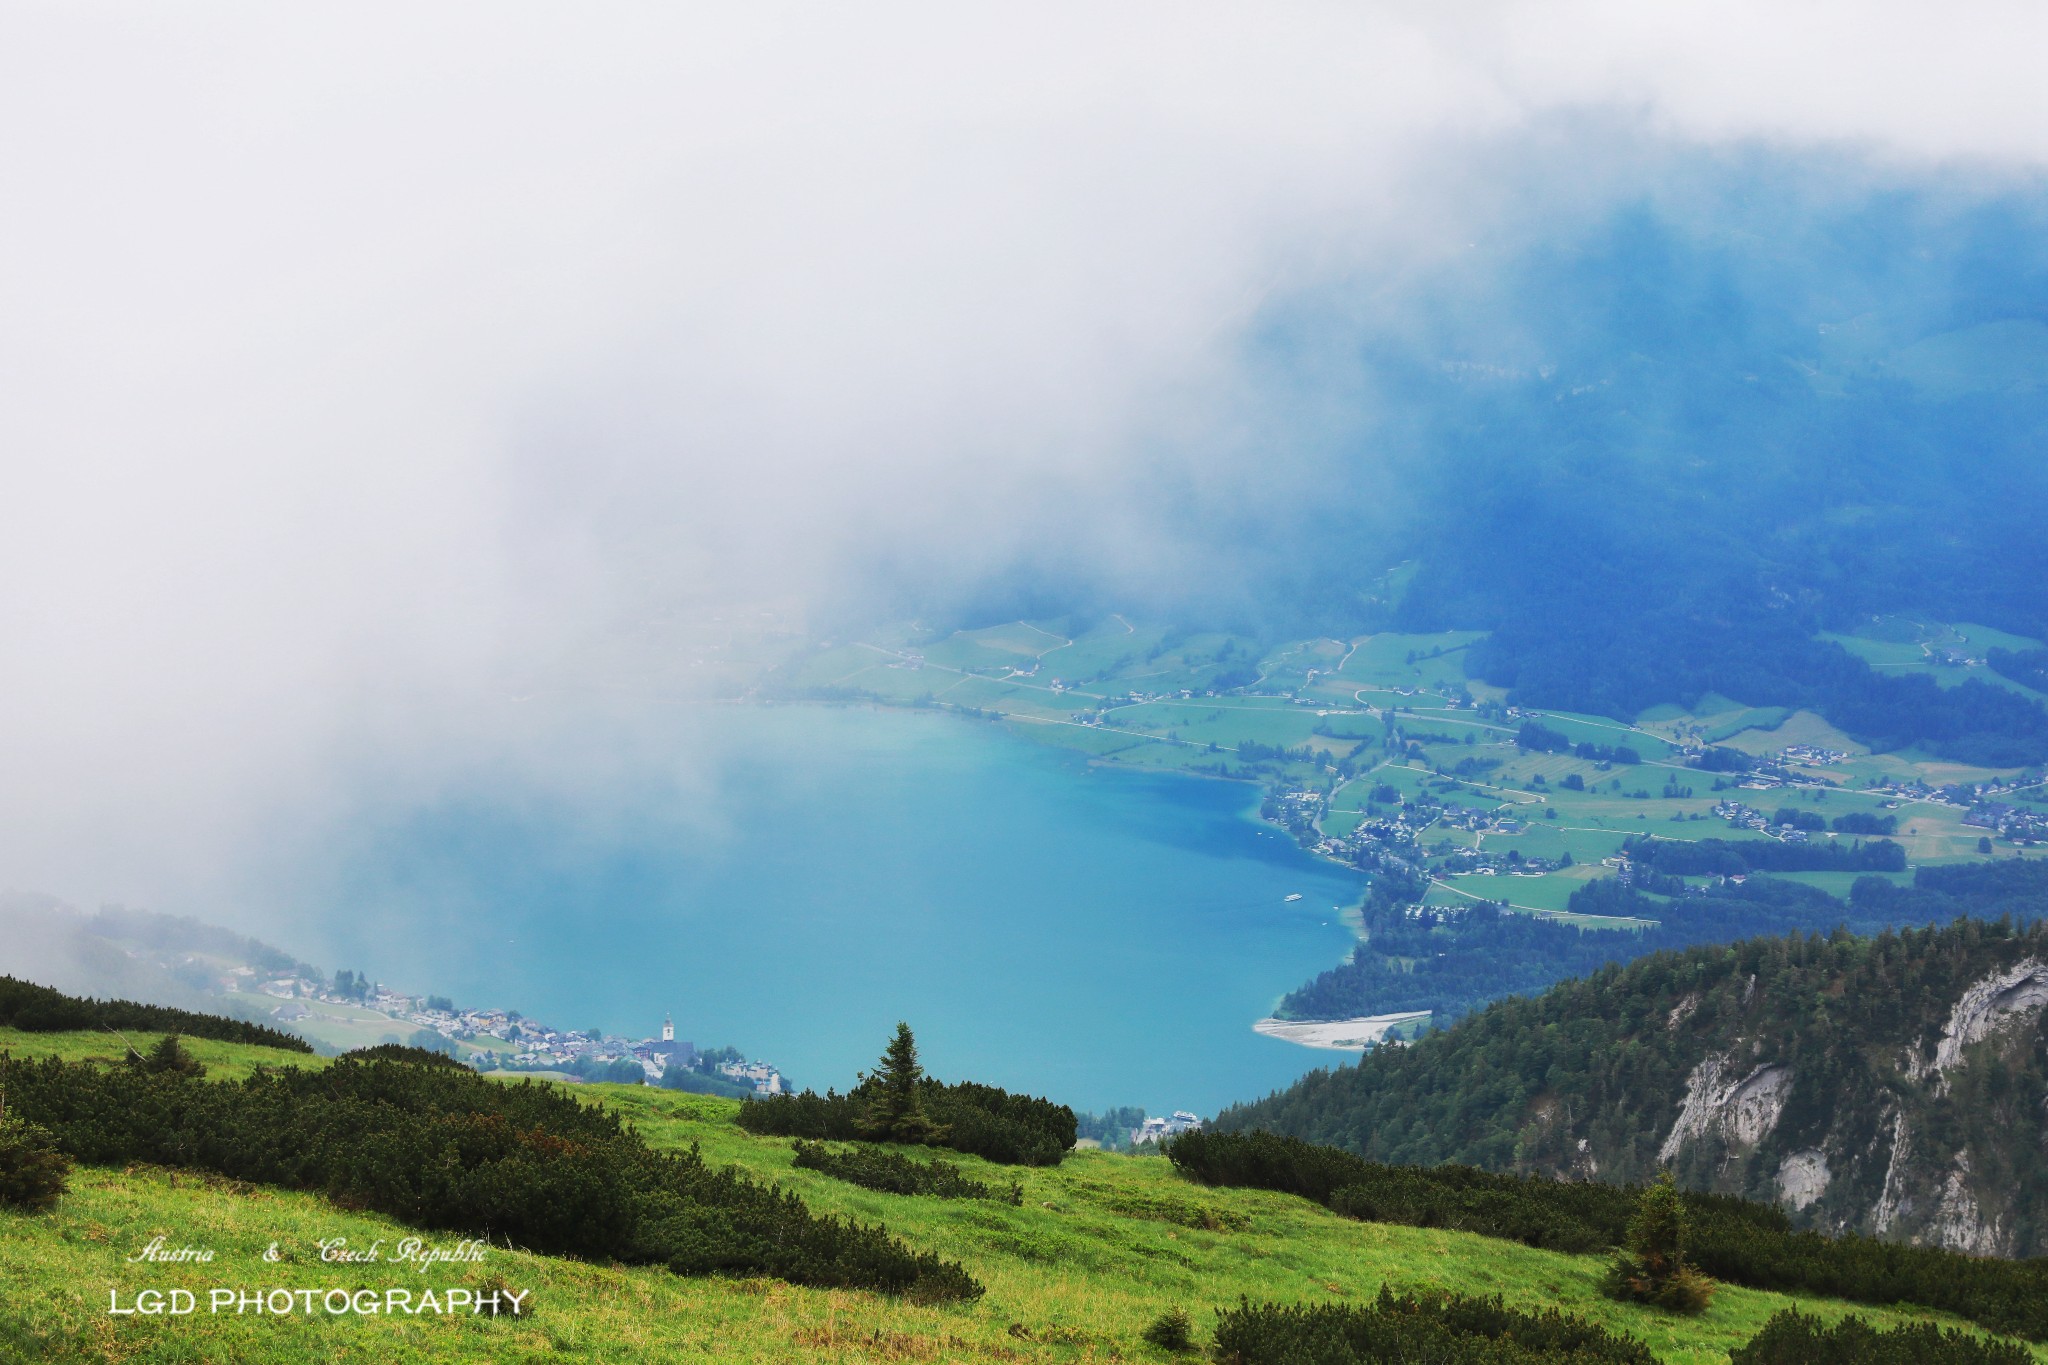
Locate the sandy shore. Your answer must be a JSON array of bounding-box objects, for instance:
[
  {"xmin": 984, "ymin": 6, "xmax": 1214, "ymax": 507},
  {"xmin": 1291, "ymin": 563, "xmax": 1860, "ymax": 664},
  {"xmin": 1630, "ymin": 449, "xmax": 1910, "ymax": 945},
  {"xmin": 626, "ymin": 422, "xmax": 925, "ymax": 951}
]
[{"xmin": 1253, "ymin": 1011, "xmax": 1432, "ymax": 1051}]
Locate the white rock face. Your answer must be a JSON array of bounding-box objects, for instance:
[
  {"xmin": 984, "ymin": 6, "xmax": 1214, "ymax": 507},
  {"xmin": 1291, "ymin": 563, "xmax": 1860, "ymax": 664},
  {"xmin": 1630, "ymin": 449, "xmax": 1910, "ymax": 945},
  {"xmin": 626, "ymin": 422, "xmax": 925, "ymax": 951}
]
[
  {"xmin": 1658, "ymin": 1052, "xmax": 1794, "ymax": 1162},
  {"xmin": 1915, "ymin": 958, "xmax": 2048, "ymax": 1091},
  {"xmin": 1666, "ymin": 992, "xmax": 1700, "ymax": 1029},
  {"xmin": 1930, "ymin": 1152, "xmax": 2004, "ymax": 1256},
  {"xmin": 1776, "ymin": 1149, "xmax": 1831, "ymax": 1211},
  {"xmin": 1872, "ymin": 1111, "xmax": 1912, "ymax": 1236}
]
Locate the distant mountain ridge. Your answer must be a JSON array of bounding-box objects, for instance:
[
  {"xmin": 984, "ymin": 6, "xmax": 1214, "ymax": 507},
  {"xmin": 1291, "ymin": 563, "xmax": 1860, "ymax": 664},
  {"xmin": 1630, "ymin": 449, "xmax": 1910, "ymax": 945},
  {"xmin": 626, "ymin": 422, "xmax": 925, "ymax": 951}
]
[{"xmin": 1220, "ymin": 861, "xmax": 2048, "ymax": 1257}]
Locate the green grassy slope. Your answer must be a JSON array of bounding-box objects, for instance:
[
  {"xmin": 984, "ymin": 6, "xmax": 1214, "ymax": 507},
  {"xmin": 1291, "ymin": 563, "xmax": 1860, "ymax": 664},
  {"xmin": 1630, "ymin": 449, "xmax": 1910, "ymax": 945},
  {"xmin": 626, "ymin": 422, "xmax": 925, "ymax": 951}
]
[{"xmin": 4, "ymin": 1030, "xmax": 2039, "ymax": 1363}]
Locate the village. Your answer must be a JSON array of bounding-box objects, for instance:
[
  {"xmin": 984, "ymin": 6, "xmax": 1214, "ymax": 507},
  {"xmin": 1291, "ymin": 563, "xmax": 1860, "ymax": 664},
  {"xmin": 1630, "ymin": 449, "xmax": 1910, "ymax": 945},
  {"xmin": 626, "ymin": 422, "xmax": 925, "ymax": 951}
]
[{"xmin": 246, "ymin": 968, "xmax": 788, "ymax": 1093}]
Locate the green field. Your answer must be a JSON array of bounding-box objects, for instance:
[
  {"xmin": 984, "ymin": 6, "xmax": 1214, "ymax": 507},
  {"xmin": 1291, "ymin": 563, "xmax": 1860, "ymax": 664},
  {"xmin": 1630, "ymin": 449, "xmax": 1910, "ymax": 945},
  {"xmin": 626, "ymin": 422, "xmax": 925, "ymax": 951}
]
[
  {"xmin": 1821, "ymin": 616, "xmax": 2048, "ymax": 703},
  {"xmin": 758, "ymin": 613, "xmax": 2048, "ymax": 943},
  {"xmin": 5, "ymin": 1028, "xmax": 2040, "ymax": 1363}
]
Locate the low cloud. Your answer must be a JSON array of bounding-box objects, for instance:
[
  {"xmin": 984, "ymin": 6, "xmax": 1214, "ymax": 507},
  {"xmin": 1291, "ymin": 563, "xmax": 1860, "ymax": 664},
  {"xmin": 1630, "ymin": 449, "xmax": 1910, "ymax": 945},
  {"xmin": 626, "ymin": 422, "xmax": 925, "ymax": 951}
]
[{"xmin": 1, "ymin": 2, "xmax": 2044, "ymax": 914}]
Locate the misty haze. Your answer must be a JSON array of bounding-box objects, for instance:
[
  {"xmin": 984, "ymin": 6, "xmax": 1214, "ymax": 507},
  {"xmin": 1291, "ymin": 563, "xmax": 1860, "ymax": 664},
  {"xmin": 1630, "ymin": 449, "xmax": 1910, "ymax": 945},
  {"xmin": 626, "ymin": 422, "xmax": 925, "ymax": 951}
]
[{"xmin": 7, "ymin": 5, "xmax": 2048, "ymax": 1363}]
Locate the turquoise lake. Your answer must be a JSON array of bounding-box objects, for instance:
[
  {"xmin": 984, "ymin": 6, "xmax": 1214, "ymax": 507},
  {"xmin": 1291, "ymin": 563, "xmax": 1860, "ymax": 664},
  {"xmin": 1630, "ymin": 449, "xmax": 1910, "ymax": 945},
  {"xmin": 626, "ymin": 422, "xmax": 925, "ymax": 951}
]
[{"xmin": 292, "ymin": 706, "xmax": 1363, "ymax": 1114}]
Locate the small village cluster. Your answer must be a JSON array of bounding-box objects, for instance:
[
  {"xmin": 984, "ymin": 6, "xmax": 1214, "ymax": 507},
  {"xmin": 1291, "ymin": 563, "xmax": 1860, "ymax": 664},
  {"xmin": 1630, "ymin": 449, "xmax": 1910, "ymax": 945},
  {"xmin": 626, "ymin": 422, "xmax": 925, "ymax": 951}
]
[
  {"xmin": 1858, "ymin": 773, "xmax": 2048, "ymax": 844},
  {"xmin": 250, "ymin": 970, "xmax": 788, "ymax": 1093},
  {"xmin": 1130, "ymin": 1111, "xmax": 1205, "ymax": 1147}
]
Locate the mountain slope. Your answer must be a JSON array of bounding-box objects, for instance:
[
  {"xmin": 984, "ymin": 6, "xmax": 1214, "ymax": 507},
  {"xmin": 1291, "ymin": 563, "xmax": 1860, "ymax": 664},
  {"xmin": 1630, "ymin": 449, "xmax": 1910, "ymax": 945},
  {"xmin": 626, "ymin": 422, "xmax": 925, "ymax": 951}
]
[
  {"xmin": 2, "ymin": 1028, "xmax": 2040, "ymax": 1364},
  {"xmin": 1219, "ymin": 866, "xmax": 2048, "ymax": 1257}
]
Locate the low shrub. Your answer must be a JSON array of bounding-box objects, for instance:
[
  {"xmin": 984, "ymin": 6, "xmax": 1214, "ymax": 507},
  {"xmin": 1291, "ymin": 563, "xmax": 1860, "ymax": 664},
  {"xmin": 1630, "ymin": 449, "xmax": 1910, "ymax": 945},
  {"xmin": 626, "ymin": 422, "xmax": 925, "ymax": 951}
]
[
  {"xmin": 1213, "ymin": 1286, "xmax": 1654, "ymax": 1364},
  {"xmin": 348, "ymin": 1043, "xmax": 467, "ymax": 1069},
  {"xmin": 740, "ymin": 1077, "xmax": 1075, "ymax": 1167},
  {"xmin": 1730, "ymin": 1310, "xmax": 2031, "ymax": 1364},
  {"xmin": 126, "ymin": 1034, "xmax": 205, "ymax": 1077},
  {"xmin": 1, "ymin": 1051, "xmax": 979, "ymax": 1301},
  {"xmin": 0, "ymin": 1111, "xmax": 72, "ymax": 1212},
  {"xmin": 1141, "ymin": 1305, "xmax": 1196, "ymax": 1353},
  {"xmin": 1167, "ymin": 1129, "xmax": 1669, "ymax": 1254},
  {"xmin": 792, "ymin": 1140, "xmax": 1021, "ymax": 1204}
]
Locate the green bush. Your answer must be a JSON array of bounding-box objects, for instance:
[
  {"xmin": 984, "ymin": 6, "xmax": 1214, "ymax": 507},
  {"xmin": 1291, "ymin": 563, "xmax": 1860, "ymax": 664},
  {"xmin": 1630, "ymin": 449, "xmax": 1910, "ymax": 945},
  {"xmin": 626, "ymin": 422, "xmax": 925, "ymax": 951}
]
[
  {"xmin": 1141, "ymin": 1305, "xmax": 1196, "ymax": 1353},
  {"xmin": 739, "ymin": 1076, "xmax": 1075, "ymax": 1167},
  {"xmin": 1167, "ymin": 1129, "xmax": 1681, "ymax": 1254},
  {"xmin": 0, "ymin": 1051, "xmax": 979, "ymax": 1301},
  {"xmin": 0, "ymin": 975, "xmax": 311, "ymax": 1053},
  {"xmin": 1731, "ymin": 1310, "xmax": 2031, "ymax": 1364},
  {"xmin": 791, "ymin": 1140, "xmax": 1020, "ymax": 1204},
  {"xmin": 1213, "ymin": 1286, "xmax": 1655, "ymax": 1364},
  {"xmin": 348, "ymin": 1043, "xmax": 466, "ymax": 1068},
  {"xmin": 0, "ymin": 1111, "xmax": 72, "ymax": 1212}
]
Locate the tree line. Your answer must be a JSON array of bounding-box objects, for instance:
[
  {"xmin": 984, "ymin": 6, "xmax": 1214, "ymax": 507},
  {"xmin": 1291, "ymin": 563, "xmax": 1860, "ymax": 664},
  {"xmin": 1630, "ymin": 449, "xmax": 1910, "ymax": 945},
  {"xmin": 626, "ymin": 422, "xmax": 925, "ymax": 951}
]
[
  {"xmin": 1622, "ymin": 834, "xmax": 1907, "ymax": 876},
  {"xmin": 0, "ymin": 975, "xmax": 311, "ymax": 1053},
  {"xmin": 1210, "ymin": 1290, "xmax": 2024, "ymax": 1364},
  {"xmin": 1515, "ymin": 721, "xmax": 1642, "ymax": 764},
  {"xmin": 1278, "ymin": 861, "xmax": 1926, "ymax": 1024},
  {"xmin": 1232, "ymin": 868, "xmax": 2048, "ymax": 1260}
]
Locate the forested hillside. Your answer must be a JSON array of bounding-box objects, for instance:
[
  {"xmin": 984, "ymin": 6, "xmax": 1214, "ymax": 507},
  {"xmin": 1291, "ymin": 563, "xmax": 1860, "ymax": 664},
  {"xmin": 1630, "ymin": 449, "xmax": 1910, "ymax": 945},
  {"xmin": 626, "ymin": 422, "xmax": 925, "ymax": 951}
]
[
  {"xmin": 1363, "ymin": 194, "xmax": 2048, "ymax": 765},
  {"xmin": 1281, "ymin": 858, "xmax": 1927, "ymax": 1024},
  {"xmin": 1224, "ymin": 863, "xmax": 2048, "ymax": 1257}
]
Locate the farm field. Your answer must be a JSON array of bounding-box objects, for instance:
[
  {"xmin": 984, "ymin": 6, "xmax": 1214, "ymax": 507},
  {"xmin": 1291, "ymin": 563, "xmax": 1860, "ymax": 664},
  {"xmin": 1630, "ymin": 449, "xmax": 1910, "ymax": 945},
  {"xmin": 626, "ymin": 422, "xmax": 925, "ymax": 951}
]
[
  {"xmin": 756, "ymin": 614, "xmax": 2046, "ymax": 955},
  {"xmin": 1822, "ymin": 616, "xmax": 2048, "ymax": 703}
]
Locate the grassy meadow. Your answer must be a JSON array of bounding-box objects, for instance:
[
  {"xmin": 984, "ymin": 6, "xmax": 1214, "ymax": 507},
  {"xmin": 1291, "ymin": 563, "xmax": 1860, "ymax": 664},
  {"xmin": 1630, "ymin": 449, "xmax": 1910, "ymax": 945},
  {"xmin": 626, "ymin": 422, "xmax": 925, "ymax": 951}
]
[{"xmin": 4, "ymin": 1028, "xmax": 2042, "ymax": 1364}]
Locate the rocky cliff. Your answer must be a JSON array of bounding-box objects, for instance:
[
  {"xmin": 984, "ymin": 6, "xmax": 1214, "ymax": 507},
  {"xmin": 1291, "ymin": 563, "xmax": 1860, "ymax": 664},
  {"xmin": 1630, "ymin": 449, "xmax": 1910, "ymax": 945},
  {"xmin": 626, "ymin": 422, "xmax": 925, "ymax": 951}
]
[{"xmin": 1218, "ymin": 862, "xmax": 2048, "ymax": 1257}]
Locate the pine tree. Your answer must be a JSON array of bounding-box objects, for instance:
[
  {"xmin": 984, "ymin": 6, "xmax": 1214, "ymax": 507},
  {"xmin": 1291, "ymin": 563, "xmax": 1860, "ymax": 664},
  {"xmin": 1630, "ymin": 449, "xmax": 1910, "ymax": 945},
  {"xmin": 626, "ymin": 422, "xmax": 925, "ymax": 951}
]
[
  {"xmin": 857, "ymin": 1023, "xmax": 946, "ymax": 1145},
  {"xmin": 1606, "ymin": 1172, "xmax": 1714, "ymax": 1313},
  {"xmin": 127, "ymin": 1034, "xmax": 205, "ymax": 1077}
]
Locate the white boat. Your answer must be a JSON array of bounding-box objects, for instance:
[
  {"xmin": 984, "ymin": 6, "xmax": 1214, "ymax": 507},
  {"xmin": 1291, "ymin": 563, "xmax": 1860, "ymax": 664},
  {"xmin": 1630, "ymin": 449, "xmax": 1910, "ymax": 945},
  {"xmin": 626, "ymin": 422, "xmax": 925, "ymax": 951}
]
[{"xmin": 1284, "ymin": 893, "xmax": 1303, "ymax": 902}]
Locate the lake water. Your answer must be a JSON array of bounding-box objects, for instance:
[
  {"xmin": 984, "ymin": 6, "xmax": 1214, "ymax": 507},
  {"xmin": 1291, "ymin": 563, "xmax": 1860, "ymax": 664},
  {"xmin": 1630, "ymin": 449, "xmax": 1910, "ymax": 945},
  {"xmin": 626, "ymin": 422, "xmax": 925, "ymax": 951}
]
[{"xmin": 290, "ymin": 706, "xmax": 1362, "ymax": 1114}]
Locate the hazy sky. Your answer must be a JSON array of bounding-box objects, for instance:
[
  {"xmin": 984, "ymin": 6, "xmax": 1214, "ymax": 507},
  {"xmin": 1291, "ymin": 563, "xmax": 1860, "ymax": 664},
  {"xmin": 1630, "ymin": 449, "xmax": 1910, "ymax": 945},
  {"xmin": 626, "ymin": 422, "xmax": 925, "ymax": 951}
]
[{"xmin": 4, "ymin": 3, "xmax": 2046, "ymax": 914}]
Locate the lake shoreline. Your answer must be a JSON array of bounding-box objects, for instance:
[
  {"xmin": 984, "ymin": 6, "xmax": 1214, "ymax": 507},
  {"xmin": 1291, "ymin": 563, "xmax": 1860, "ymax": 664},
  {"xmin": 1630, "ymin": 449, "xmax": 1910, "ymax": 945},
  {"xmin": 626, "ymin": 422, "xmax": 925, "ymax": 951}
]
[
  {"xmin": 288, "ymin": 703, "xmax": 1366, "ymax": 1114},
  {"xmin": 1253, "ymin": 1012, "xmax": 1432, "ymax": 1052}
]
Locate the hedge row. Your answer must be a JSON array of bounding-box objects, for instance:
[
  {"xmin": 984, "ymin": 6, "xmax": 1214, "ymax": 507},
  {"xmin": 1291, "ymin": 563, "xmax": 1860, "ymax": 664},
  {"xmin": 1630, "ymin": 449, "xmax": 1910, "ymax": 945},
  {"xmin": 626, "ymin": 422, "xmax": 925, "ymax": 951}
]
[
  {"xmin": 1730, "ymin": 1310, "xmax": 2030, "ymax": 1365},
  {"xmin": 1214, "ymin": 1287, "xmax": 1655, "ymax": 1364},
  {"xmin": 1213, "ymin": 1296, "xmax": 2028, "ymax": 1365},
  {"xmin": 738, "ymin": 1077, "xmax": 1076, "ymax": 1166},
  {"xmin": 0, "ymin": 975, "xmax": 312, "ymax": 1053}
]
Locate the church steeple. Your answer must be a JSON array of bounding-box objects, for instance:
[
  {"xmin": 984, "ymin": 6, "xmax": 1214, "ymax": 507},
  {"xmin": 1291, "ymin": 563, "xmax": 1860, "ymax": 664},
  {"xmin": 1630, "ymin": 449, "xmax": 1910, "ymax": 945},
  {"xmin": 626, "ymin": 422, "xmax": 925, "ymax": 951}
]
[{"xmin": 662, "ymin": 1014, "xmax": 674, "ymax": 1043}]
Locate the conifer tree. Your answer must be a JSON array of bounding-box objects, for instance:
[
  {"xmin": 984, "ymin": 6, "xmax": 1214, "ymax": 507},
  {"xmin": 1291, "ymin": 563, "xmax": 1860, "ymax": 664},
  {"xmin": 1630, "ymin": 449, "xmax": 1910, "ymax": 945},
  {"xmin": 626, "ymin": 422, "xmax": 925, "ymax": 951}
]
[
  {"xmin": 1606, "ymin": 1171, "xmax": 1714, "ymax": 1313},
  {"xmin": 127, "ymin": 1034, "xmax": 205, "ymax": 1077},
  {"xmin": 857, "ymin": 1022, "xmax": 947, "ymax": 1145}
]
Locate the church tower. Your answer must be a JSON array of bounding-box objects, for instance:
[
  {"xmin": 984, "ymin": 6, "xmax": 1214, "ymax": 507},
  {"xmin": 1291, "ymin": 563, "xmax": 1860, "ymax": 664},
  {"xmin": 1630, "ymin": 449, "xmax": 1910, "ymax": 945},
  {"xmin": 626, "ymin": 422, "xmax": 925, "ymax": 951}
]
[{"xmin": 662, "ymin": 1014, "xmax": 674, "ymax": 1044}]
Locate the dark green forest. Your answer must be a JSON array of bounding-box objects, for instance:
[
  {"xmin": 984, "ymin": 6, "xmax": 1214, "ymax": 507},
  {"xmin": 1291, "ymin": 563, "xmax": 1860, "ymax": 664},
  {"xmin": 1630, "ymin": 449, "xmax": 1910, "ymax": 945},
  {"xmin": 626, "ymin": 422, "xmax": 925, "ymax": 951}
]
[
  {"xmin": 0, "ymin": 975, "xmax": 312, "ymax": 1054},
  {"xmin": 1231, "ymin": 866, "xmax": 2048, "ymax": 1257},
  {"xmin": 1279, "ymin": 852, "xmax": 1946, "ymax": 1023},
  {"xmin": 947, "ymin": 188, "xmax": 2048, "ymax": 768},
  {"xmin": 1367, "ymin": 196, "xmax": 2048, "ymax": 766}
]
